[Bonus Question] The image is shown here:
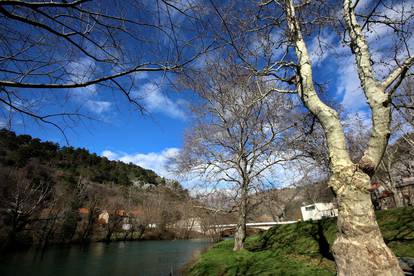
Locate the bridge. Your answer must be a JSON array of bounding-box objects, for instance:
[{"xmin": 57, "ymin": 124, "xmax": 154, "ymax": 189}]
[
  {"xmin": 188, "ymin": 220, "xmax": 299, "ymax": 234},
  {"xmin": 213, "ymin": 221, "xmax": 298, "ymax": 230}
]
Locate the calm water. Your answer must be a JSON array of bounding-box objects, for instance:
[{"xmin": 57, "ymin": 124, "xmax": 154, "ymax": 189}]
[{"xmin": 0, "ymin": 240, "xmax": 211, "ymax": 276}]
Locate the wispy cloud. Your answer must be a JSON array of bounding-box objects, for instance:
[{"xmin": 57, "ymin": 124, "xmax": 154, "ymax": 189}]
[
  {"xmin": 342, "ymin": 110, "xmax": 371, "ymax": 132},
  {"xmin": 336, "ymin": 55, "xmax": 368, "ymax": 112},
  {"xmin": 67, "ymin": 57, "xmax": 97, "ymax": 97},
  {"xmin": 66, "ymin": 58, "xmax": 113, "ymax": 115},
  {"xmin": 140, "ymin": 82, "xmax": 187, "ymax": 120},
  {"xmin": 85, "ymin": 100, "xmax": 112, "ymax": 114},
  {"xmin": 102, "ymin": 147, "xmax": 180, "ymax": 178},
  {"xmin": 308, "ymin": 31, "xmax": 337, "ymax": 66},
  {"xmin": 336, "ymin": 2, "xmax": 413, "ymax": 112}
]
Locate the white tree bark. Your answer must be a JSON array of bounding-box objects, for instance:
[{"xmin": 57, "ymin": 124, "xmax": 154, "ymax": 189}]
[
  {"xmin": 233, "ymin": 181, "xmax": 248, "ymax": 251},
  {"xmin": 283, "ymin": 0, "xmax": 414, "ymax": 274}
]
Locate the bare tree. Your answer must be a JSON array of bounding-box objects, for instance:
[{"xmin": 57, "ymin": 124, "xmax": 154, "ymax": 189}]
[
  {"xmin": 376, "ymin": 132, "xmax": 414, "ymax": 207},
  {"xmin": 178, "ymin": 60, "xmax": 301, "ymax": 250},
  {"xmin": 0, "ymin": 167, "xmax": 52, "ymax": 248},
  {"xmin": 260, "ymin": 187, "xmax": 300, "ymax": 222},
  {"xmin": 192, "ymin": 0, "xmax": 412, "ymax": 273},
  {"xmin": 392, "ymin": 78, "xmax": 414, "ymax": 130},
  {"xmin": 250, "ymin": 0, "xmax": 413, "ymax": 274}
]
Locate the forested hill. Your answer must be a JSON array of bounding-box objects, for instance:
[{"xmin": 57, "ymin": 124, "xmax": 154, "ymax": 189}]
[
  {"xmin": 0, "ymin": 129, "xmax": 192, "ymax": 247},
  {"xmin": 0, "ymin": 129, "xmax": 179, "ymax": 189}
]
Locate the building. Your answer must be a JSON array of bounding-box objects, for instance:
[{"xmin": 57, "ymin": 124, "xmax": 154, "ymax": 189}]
[
  {"xmin": 98, "ymin": 210, "xmax": 109, "ymax": 225},
  {"xmin": 78, "ymin": 207, "xmax": 89, "ymax": 215},
  {"xmin": 300, "ymin": 203, "xmax": 338, "ymax": 221},
  {"xmin": 122, "ymin": 217, "xmax": 132, "ymax": 231}
]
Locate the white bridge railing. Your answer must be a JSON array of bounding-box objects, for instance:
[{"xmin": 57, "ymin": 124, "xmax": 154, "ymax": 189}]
[{"xmin": 211, "ymin": 221, "xmax": 298, "ymax": 230}]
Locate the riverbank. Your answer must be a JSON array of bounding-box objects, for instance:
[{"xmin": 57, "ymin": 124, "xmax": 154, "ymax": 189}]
[
  {"xmin": 187, "ymin": 207, "xmax": 414, "ymax": 275},
  {"xmin": 1, "ymin": 227, "xmax": 209, "ymax": 252}
]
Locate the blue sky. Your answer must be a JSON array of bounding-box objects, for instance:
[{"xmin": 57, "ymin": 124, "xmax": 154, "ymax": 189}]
[
  {"xmin": 7, "ymin": 73, "xmax": 193, "ymax": 178},
  {"xmin": 1, "ymin": 0, "xmax": 413, "ymax": 186}
]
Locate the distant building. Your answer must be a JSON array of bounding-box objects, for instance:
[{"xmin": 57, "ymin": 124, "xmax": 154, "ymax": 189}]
[
  {"xmin": 122, "ymin": 217, "xmax": 132, "ymax": 231},
  {"xmin": 98, "ymin": 210, "xmax": 109, "ymax": 225},
  {"xmin": 300, "ymin": 203, "xmax": 338, "ymax": 221},
  {"xmin": 115, "ymin": 209, "xmax": 126, "ymax": 217},
  {"xmin": 78, "ymin": 207, "xmax": 89, "ymax": 215}
]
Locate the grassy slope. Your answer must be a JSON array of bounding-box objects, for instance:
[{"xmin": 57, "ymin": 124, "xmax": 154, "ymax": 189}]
[{"xmin": 189, "ymin": 207, "xmax": 414, "ymax": 276}]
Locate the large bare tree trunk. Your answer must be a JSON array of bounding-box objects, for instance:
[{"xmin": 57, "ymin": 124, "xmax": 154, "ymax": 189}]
[
  {"xmin": 330, "ymin": 167, "xmax": 402, "ymax": 275},
  {"xmin": 283, "ymin": 0, "xmax": 410, "ymax": 274},
  {"xmin": 234, "ymin": 183, "xmax": 248, "ymax": 251}
]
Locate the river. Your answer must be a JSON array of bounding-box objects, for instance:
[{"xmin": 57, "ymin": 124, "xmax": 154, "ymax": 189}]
[{"xmin": 0, "ymin": 239, "xmax": 211, "ymax": 276}]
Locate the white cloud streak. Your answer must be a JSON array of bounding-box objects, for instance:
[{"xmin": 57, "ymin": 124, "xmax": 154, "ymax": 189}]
[
  {"xmin": 66, "ymin": 58, "xmax": 112, "ymax": 114},
  {"xmin": 102, "ymin": 148, "xmax": 180, "ymax": 178},
  {"xmin": 140, "ymin": 82, "xmax": 187, "ymax": 120},
  {"xmin": 336, "ymin": 55, "xmax": 368, "ymax": 112}
]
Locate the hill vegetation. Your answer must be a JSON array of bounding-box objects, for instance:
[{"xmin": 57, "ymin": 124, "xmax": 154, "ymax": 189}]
[
  {"xmin": 0, "ymin": 129, "xmax": 190, "ymax": 249},
  {"xmin": 0, "ymin": 129, "xmax": 178, "ymax": 187}
]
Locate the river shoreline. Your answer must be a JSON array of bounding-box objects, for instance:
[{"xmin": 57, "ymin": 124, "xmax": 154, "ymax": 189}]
[{"xmin": 2, "ymin": 228, "xmax": 213, "ymax": 252}]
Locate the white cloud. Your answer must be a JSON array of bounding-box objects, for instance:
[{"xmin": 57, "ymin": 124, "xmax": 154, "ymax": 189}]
[
  {"xmin": 67, "ymin": 57, "xmax": 97, "ymax": 97},
  {"xmin": 140, "ymin": 82, "xmax": 187, "ymax": 120},
  {"xmin": 85, "ymin": 100, "xmax": 112, "ymax": 114},
  {"xmin": 342, "ymin": 110, "xmax": 372, "ymax": 132},
  {"xmin": 101, "ymin": 148, "xmax": 180, "ymax": 178},
  {"xmin": 326, "ymin": 0, "xmax": 413, "ymax": 115},
  {"xmin": 336, "ymin": 55, "xmax": 368, "ymax": 112},
  {"xmin": 66, "ymin": 58, "xmax": 115, "ymax": 115},
  {"xmin": 102, "ymin": 150, "xmax": 119, "ymax": 160},
  {"xmin": 308, "ymin": 32, "xmax": 336, "ymax": 66}
]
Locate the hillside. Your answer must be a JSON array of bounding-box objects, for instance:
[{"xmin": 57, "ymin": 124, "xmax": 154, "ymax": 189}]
[
  {"xmin": 188, "ymin": 207, "xmax": 414, "ymax": 275},
  {"xmin": 0, "ymin": 129, "xmax": 189, "ymax": 248},
  {"xmin": 0, "ymin": 129, "xmax": 181, "ymax": 188}
]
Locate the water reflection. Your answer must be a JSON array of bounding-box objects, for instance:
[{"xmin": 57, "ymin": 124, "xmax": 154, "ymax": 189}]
[
  {"xmin": 90, "ymin": 242, "xmax": 105, "ymax": 257},
  {"xmin": 0, "ymin": 240, "xmax": 211, "ymax": 276}
]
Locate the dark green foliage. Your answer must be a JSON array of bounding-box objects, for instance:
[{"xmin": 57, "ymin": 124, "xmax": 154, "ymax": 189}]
[{"xmin": 0, "ymin": 129, "xmax": 175, "ymax": 188}]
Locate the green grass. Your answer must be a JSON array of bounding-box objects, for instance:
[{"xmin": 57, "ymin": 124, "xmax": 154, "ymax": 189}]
[
  {"xmin": 376, "ymin": 207, "xmax": 414, "ymax": 257},
  {"xmin": 188, "ymin": 207, "xmax": 414, "ymax": 276},
  {"xmin": 189, "ymin": 239, "xmax": 334, "ymax": 276}
]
